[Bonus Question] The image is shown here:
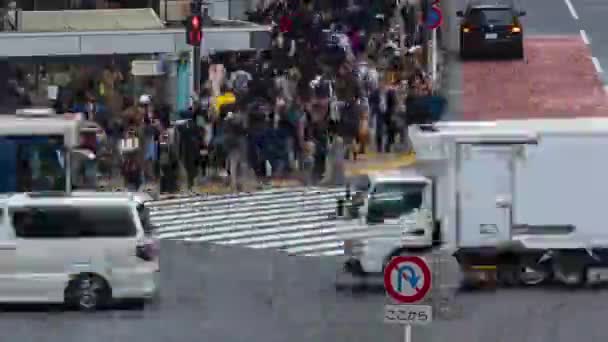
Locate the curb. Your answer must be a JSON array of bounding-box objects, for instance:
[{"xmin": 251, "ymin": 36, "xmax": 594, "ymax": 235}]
[{"xmin": 345, "ymin": 152, "xmax": 417, "ymax": 176}]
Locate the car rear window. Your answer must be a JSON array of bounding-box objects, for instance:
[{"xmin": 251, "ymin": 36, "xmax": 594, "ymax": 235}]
[{"xmin": 468, "ymin": 8, "xmax": 514, "ymax": 25}]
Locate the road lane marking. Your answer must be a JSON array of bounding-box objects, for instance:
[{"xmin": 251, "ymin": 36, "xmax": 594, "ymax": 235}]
[
  {"xmin": 580, "ymin": 30, "xmax": 590, "ymax": 44},
  {"xmin": 592, "ymin": 57, "xmax": 603, "ymax": 73},
  {"xmin": 564, "ymin": 0, "xmax": 580, "ymax": 19}
]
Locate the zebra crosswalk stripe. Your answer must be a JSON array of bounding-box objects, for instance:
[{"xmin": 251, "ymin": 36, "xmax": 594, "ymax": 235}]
[{"xmin": 148, "ymin": 187, "xmax": 375, "ymax": 256}]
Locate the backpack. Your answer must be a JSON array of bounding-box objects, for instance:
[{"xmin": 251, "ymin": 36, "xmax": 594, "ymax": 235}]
[{"xmin": 232, "ymin": 71, "xmax": 251, "ymax": 93}]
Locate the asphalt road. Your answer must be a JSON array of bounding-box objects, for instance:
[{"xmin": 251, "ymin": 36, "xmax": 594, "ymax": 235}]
[
  {"xmin": 440, "ymin": 0, "xmax": 587, "ymax": 118},
  {"xmin": 569, "ymin": 0, "xmax": 608, "ymax": 84},
  {"xmin": 3, "ymin": 241, "xmax": 608, "ymax": 342}
]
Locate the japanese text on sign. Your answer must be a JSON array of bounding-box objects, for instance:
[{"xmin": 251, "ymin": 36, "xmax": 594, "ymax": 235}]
[{"xmin": 383, "ymin": 304, "xmax": 433, "ymax": 325}]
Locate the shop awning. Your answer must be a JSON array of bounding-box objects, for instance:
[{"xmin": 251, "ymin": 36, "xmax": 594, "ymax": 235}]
[
  {"xmin": 0, "ymin": 26, "xmax": 271, "ymax": 57},
  {"xmin": 19, "ymin": 9, "xmax": 164, "ymax": 32}
]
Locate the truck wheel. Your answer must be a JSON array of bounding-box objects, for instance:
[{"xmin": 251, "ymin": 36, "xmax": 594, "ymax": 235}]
[
  {"xmin": 497, "ymin": 264, "xmax": 520, "ymax": 287},
  {"xmin": 519, "ymin": 266, "xmax": 551, "ymax": 286},
  {"xmin": 565, "ymin": 268, "xmax": 587, "ymax": 288},
  {"xmin": 382, "ymin": 248, "xmax": 432, "ymax": 272}
]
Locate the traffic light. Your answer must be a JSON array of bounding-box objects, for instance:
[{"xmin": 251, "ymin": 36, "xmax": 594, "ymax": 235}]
[{"xmin": 185, "ymin": 15, "xmax": 202, "ymax": 46}]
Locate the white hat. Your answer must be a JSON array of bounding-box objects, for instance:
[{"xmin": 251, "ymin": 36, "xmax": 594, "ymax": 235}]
[{"xmin": 139, "ymin": 94, "xmax": 152, "ymax": 105}]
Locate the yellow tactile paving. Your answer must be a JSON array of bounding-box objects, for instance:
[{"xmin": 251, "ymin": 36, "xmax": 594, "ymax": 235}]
[{"xmin": 345, "ymin": 152, "xmax": 417, "ymax": 176}]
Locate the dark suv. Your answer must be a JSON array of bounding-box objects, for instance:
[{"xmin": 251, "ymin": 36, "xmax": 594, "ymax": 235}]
[{"xmin": 457, "ymin": 0, "xmax": 526, "ymax": 59}]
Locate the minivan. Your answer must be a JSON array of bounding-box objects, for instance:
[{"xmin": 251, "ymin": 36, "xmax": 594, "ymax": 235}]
[{"xmin": 0, "ymin": 192, "xmax": 159, "ymax": 310}]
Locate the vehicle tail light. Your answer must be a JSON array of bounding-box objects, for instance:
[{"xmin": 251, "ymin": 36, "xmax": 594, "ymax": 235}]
[
  {"xmin": 462, "ymin": 25, "xmax": 477, "ymax": 33},
  {"xmin": 511, "ymin": 26, "xmax": 521, "ymax": 33},
  {"xmin": 136, "ymin": 238, "xmax": 159, "ymax": 261}
]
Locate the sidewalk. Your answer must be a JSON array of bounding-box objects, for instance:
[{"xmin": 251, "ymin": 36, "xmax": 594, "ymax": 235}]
[
  {"xmin": 173, "ymin": 152, "xmax": 417, "ymax": 196},
  {"xmin": 344, "ymin": 151, "xmax": 416, "ymax": 177}
]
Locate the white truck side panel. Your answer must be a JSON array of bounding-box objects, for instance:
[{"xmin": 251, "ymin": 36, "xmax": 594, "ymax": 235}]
[
  {"xmin": 514, "ymin": 134, "xmax": 608, "ymax": 239},
  {"xmin": 455, "ymin": 144, "xmax": 515, "ymax": 248}
]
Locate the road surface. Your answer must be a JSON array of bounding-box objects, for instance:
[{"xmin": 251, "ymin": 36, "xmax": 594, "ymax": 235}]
[
  {"xmin": 441, "ymin": 0, "xmax": 608, "ymax": 120},
  {"xmin": 3, "ymin": 242, "xmax": 608, "ymax": 342}
]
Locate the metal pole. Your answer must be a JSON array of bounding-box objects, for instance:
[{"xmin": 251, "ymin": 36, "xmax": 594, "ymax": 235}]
[
  {"xmin": 191, "ymin": 0, "xmax": 204, "ymax": 95},
  {"xmin": 164, "ymin": 0, "xmax": 168, "ymax": 21},
  {"xmin": 404, "ymin": 324, "xmax": 412, "ymax": 342},
  {"xmin": 431, "ymin": 27, "xmax": 437, "ymax": 83},
  {"xmin": 65, "ymin": 149, "xmax": 72, "ymax": 194},
  {"xmin": 193, "ymin": 44, "xmax": 201, "ymax": 95},
  {"xmin": 421, "ymin": 0, "xmax": 429, "ymax": 70}
]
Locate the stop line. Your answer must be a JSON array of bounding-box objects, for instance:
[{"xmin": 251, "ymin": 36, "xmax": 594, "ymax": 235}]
[{"xmin": 148, "ymin": 187, "xmax": 374, "ymax": 256}]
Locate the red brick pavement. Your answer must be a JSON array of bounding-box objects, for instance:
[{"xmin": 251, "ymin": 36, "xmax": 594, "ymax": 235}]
[{"xmin": 462, "ymin": 36, "xmax": 608, "ymax": 120}]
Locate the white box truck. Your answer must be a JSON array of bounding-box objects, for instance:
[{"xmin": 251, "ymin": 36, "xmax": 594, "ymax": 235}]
[{"xmin": 339, "ymin": 118, "xmax": 608, "ymax": 288}]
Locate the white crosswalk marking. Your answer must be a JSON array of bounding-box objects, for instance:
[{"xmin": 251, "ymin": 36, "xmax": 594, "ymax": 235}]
[{"xmin": 148, "ymin": 187, "xmax": 377, "ymax": 256}]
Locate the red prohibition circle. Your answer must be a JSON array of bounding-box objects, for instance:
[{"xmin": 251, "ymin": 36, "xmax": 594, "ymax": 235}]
[
  {"xmin": 427, "ymin": 6, "xmax": 443, "ymax": 30},
  {"xmin": 383, "ymin": 256, "xmax": 432, "ymax": 303}
]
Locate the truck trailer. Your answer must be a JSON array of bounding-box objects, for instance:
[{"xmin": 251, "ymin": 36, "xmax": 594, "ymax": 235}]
[{"xmin": 339, "ymin": 118, "xmax": 608, "ymax": 288}]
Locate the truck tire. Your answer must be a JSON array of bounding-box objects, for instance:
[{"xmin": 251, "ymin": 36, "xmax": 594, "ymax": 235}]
[
  {"xmin": 497, "ymin": 264, "xmax": 520, "ymax": 287},
  {"xmin": 564, "ymin": 268, "xmax": 587, "ymax": 289},
  {"xmin": 551, "ymin": 251, "xmax": 588, "ymax": 288},
  {"xmin": 382, "ymin": 247, "xmax": 433, "ymax": 272},
  {"xmin": 497, "ymin": 253, "xmax": 521, "ymax": 287}
]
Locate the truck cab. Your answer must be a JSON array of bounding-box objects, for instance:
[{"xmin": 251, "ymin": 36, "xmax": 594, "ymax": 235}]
[{"xmin": 339, "ymin": 170, "xmax": 437, "ymax": 275}]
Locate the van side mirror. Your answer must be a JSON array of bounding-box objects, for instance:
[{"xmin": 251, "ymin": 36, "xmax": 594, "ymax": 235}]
[
  {"xmin": 456, "ymin": 10, "xmax": 464, "ymax": 17},
  {"xmin": 519, "ymin": 10, "xmax": 526, "ymax": 16}
]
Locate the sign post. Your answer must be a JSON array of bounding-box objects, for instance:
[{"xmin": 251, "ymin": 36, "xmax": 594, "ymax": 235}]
[
  {"xmin": 425, "ymin": 5, "xmax": 443, "ymax": 30},
  {"xmin": 425, "ymin": 5, "xmax": 442, "ymax": 85},
  {"xmin": 383, "ymin": 256, "xmax": 432, "ymax": 342}
]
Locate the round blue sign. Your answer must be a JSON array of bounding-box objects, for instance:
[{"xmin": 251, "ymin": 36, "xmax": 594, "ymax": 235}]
[{"xmin": 425, "ymin": 6, "xmax": 443, "ymax": 30}]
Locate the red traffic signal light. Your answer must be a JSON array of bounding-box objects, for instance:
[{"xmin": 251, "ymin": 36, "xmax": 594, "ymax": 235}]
[
  {"xmin": 186, "ymin": 15, "xmax": 203, "ymax": 46},
  {"xmin": 191, "ymin": 15, "xmax": 200, "ymax": 29}
]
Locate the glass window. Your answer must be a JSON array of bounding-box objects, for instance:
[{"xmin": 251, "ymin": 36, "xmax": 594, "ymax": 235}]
[
  {"xmin": 77, "ymin": 206, "xmax": 137, "ymax": 237},
  {"xmin": 372, "ymin": 182, "xmax": 426, "ymax": 196},
  {"xmin": 468, "ymin": 8, "xmax": 514, "ymax": 25},
  {"xmin": 14, "ymin": 136, "xmax": 66, "ymax": 192},
  {"xmin": 12, "ymin": 205, "xmax": 136, "ymax": 239},
  {"xmin": 368, "ymin": 182, "xmax": 426, "ymax": 218},
  {"xmin": 12, "ymin": 207, "xmax": 79, "ymax": 238}
]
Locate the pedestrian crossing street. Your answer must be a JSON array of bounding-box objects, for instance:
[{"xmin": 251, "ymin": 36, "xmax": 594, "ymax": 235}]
[{"xmin": 148, "ymin": 187, "xmax": 375, "ymax": 257}]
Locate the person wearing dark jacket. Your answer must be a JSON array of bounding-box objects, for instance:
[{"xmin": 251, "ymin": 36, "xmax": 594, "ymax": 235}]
[
  {"xmin": 383, "ymin": 87, "xmax": 398, "ymax": 153},
  {"xmin": 179, "ymin": 119, "xmax": 201, "ymax": 191},
  {"xmin": 369, "ymin": 85, "xmax": 386, "ymax": 153},
  {"xmin": 246, "ymin": 100, "xmax": 270, "ymax": 177}
]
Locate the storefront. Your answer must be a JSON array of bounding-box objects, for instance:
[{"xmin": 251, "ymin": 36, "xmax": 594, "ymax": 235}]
[
  {"xmin": 0, "ymin": 9, "xmax": 271, "ymax": 113},
  {"xmin": 1, "ymin": 54, "xmax": 170, "ymax": 115}
]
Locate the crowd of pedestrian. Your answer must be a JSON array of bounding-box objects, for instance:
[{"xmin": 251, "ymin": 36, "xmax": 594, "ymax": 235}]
[{"xmin": 24, "ymin": 0, "xmax": 447, "ymax": 194}]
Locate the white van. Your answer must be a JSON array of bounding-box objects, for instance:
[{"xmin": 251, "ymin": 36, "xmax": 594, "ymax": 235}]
[{"xmin": 0, "ymin": 192, "xmax": 159, "ymax": 310}]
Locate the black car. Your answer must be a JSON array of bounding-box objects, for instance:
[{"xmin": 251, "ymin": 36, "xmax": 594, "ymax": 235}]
[{"xmin": 457, "ymin": 0, "xmax": 526, "ymax": 59}]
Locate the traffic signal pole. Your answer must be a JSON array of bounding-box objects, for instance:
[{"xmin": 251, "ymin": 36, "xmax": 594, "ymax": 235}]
[
  {"xmin": 193, "ymin": 42, "xmax": 201, "ymax": 95},
  {"xmin": 191, "ymin": 0, "xmax": 203, "ymax": 95}
]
